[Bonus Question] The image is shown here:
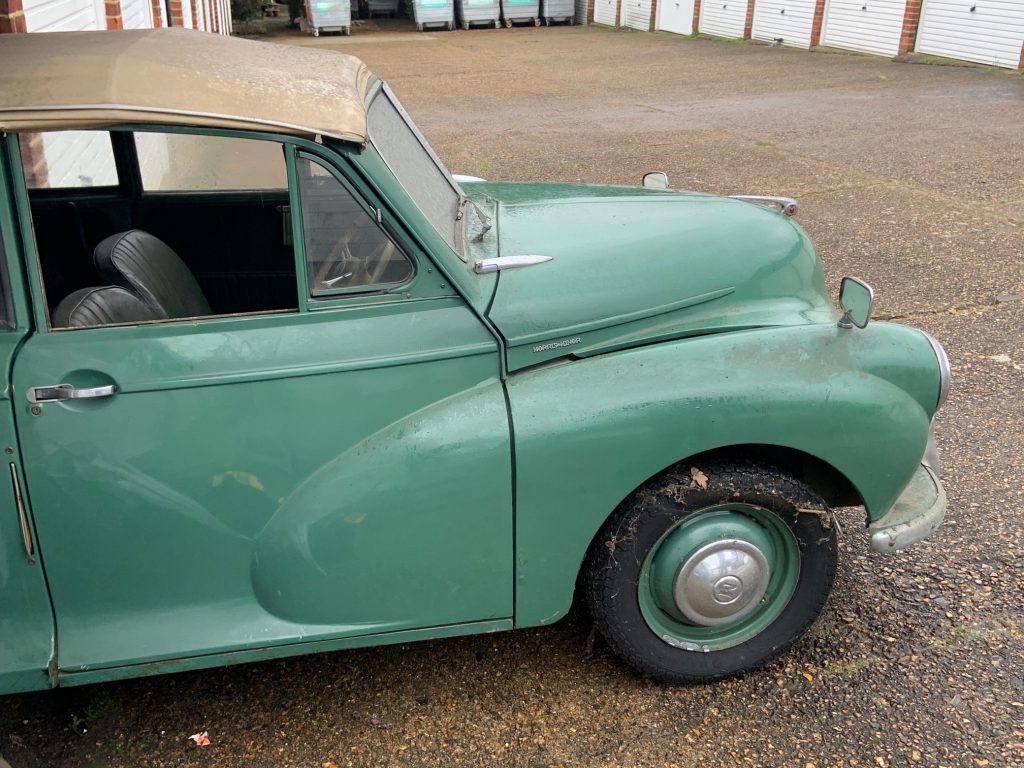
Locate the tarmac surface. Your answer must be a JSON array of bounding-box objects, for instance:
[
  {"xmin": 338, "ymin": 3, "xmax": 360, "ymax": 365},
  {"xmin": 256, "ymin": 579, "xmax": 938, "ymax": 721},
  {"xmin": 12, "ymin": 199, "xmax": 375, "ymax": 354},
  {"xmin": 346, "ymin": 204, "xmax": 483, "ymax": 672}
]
[{"xmin": 2, "ymin": 22, "xmax": 1024, "ymax": 768}]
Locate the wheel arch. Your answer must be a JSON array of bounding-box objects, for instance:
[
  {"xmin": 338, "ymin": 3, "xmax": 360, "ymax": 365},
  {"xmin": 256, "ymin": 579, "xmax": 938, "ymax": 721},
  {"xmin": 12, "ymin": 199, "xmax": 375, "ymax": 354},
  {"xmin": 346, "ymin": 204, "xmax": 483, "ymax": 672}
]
[{"xmin": 567, "ymin": 443, "xmax": 860, "ymax": 612}]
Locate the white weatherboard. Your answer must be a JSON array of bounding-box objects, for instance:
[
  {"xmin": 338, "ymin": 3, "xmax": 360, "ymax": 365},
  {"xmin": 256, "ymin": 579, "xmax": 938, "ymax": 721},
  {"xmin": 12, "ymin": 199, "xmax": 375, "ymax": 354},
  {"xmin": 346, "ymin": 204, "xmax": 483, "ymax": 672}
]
[
  {"xmin": 916, "ymin": 0, "xmax": 1024, "ymax": 69},
  {"xmin": 820, "ymin": 0, "xmax": 908, "ymax": 56}
]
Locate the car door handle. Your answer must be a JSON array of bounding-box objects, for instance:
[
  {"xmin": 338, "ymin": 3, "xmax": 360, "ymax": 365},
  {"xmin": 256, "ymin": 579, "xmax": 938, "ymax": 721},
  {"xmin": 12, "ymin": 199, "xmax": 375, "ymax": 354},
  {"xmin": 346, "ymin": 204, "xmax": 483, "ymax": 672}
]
[{"xmin": 26, "ymin": 383, "xmax": 118, "ymax": 403}]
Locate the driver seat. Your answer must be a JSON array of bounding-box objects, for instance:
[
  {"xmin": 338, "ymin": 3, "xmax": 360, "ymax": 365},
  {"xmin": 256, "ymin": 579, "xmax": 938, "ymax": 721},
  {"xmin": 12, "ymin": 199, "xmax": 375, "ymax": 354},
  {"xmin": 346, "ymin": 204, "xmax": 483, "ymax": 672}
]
[{"xmin": 94, "ymin": 229, "xmax": 211, "ymax": 320}]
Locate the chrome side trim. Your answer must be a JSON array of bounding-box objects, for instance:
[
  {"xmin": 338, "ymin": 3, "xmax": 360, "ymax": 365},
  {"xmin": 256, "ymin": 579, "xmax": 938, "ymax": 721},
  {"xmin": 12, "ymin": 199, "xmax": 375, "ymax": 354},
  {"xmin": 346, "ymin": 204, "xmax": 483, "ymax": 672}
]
[
  {"xmin": 9, "ymin": 463, "xmax": 34, "ymax": 564},
  {"xmin": 729, "ymin": 195, "xmax": 799, "ymax": 216},
  {"xmin": 920, "ymin": 330, "xmax": 951, "ymax": 410},
  {"xmin": 474, "ymin": 254, "xmax": 553, "ymax": 274}
]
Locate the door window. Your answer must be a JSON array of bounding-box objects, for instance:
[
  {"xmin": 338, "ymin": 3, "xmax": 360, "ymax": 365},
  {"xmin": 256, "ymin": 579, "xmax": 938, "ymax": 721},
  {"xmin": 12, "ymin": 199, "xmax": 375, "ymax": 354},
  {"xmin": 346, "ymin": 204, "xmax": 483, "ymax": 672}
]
[
  {"xmin": 18, "ymin": 131, "xmax": 118, "ymax": 189},
  {"xmin": 296, "ymin": 155, "xmax": 414, "ymax": 296},
  {"xmin": 135, "ymin": 132, "xmax": 288, "ymax": 191}
]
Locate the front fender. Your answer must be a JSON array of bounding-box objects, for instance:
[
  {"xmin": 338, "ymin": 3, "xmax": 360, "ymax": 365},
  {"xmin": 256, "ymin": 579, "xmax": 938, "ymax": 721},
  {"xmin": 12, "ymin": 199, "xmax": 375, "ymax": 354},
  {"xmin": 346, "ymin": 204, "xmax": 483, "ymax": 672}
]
[{"xmin": 508, "ymin": 322, "xmax": 937, "ymax": 627}]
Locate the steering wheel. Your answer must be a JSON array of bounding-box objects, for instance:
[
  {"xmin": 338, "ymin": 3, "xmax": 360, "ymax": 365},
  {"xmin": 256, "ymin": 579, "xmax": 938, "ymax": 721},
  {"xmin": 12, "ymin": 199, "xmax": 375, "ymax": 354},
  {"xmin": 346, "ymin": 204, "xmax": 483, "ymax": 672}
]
[{"xmin": 313, "ymin": 234, "xmax": 397, "ymax": 290}]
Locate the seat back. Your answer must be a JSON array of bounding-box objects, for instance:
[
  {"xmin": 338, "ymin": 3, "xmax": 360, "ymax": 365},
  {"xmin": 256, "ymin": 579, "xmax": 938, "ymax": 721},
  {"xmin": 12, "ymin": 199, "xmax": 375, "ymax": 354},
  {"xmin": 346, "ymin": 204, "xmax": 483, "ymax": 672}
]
[
  {"xmin": 51, "ymin": 286, "xmax": 166, "ymax": 328},
  {"xmin": 94, "ymin": 230, "xmax": 211, "ymax": 319}
]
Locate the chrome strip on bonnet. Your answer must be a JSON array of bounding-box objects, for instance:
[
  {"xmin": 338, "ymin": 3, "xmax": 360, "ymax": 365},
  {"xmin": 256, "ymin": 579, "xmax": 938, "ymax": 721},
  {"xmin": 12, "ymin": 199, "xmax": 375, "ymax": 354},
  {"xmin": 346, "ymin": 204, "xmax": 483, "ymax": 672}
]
[
  {"xmin": 729, "ymin": 195, "xmax": 800, "ymax": 216},
  {"xmin": 474, "ymin": 254, "xmax": 553, "ymax": 274}
]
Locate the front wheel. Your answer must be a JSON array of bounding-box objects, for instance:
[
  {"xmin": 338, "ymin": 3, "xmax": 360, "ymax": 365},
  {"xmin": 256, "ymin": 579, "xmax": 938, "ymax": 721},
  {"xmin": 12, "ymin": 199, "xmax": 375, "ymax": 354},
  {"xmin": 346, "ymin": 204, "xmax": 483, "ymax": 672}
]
[{"xmin": 585, "ymin": 461, "xmax": 837, "ymax": 683}]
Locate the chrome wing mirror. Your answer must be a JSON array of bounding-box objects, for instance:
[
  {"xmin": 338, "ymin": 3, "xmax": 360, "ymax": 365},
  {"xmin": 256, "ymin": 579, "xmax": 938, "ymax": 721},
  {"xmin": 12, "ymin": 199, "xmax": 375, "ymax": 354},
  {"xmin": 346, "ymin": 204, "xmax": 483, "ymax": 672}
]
[
  {"xmin": 838, "ymin": 277, "xmax": 874, "ymax": 329},
  {"xmin": 642, "ymin": 172, "xmax": 669, "ymax": 189}
]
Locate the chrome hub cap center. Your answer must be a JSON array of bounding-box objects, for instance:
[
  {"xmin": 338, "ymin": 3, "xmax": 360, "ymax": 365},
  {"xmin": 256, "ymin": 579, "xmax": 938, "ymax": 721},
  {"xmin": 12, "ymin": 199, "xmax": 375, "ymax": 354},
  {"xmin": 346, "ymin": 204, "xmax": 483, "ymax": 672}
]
[{"xmin": 673, "ymin": 539, "xmax": 770, "ymax": 626}]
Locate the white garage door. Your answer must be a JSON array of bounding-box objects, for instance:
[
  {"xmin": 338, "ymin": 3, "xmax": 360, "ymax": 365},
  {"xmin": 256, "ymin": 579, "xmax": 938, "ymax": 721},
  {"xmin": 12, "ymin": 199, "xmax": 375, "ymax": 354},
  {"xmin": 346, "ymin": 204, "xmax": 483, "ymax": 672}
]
[
  {"xmin": 619, "ymin": 0, "xmax": 650, "ymax": 29},
  {"xmin": 120, "ymin": 0, "xmax": 154, "ymax": 27},
  {"xmin": 23, "ymin": 0, "xmax": 104, "ymax": 30},
  {"xmin": 594, "ymin": 0, "xmax": 618, "ymax": 24},
  {"xmin": 699, "ymin": 0, "xmax": 748, "ymax": 38},
  {"xmin": 821, "ymin": 0, "xmax": 907, "ymax": 56},
  {"xmin": 656, "ymin": 0, "xmax": 695, "ymax": 33},
  {"xmin": 752, "ymin": 0, "xmax": 816, "ymax": 47},
  {"xmin": 916, "ymin": 0, "xmax": 1024, "ymax": 68}
]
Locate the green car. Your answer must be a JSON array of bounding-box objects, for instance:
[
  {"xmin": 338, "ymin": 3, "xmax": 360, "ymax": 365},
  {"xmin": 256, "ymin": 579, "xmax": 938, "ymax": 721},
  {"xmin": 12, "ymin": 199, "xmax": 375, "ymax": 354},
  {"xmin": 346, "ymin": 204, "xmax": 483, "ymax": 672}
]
[{"xmin": 0, "ymin": 29, "xmax": 948, "ymax": 695}]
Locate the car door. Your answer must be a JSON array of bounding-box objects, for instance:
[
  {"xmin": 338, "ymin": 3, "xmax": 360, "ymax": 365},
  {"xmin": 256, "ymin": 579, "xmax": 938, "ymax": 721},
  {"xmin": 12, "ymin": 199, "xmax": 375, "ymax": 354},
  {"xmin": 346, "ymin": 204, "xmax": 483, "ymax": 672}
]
[
  {"xmin": 7, "ymin": 129, "xmax": 512, "ymax": 677},
  {"xmin": 0, "ymin": 144, "xmax": 54, "ymax": 694}
]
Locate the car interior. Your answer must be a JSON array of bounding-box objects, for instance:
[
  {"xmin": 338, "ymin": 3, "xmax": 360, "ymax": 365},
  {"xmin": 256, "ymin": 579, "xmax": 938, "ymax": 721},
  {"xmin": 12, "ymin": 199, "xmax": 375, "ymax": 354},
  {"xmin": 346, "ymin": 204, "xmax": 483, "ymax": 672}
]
[
  {"xmin": 18, "ymin": 128, "xmax": 419, "ymax": 333},
  {"xmin": 22, "ymin": 129, "xmax": 298, "ymax": 329}
]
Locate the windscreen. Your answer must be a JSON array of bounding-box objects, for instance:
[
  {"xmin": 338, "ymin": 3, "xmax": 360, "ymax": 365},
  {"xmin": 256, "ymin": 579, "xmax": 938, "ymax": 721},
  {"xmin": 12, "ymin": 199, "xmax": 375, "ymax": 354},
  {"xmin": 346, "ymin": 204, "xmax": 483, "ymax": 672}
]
[{"xmin": 368, "ymin": 89, "xmax": 461, "ymax": 254}]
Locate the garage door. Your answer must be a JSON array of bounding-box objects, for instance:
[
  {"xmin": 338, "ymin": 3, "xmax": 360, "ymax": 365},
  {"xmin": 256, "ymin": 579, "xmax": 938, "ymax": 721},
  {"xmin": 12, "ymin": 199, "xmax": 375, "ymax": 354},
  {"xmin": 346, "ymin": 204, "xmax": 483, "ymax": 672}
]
[
  {"xmin": 656, "ymin": 0, "xmax": 695, "ymax": 34},
  {"xmin": 23, "ymin": 0, "xmax": 104, "ymax": 30},
  {"xmin": 594, "ymin": 0, "xmax": 618, "ymax": 24},
  {"xmin": 699, "ymin": 0, "xmax": 748, "ymax": 38},
  {"xmin": 916, "ymin": 0, "xmax": 1024, "ymax": 68},
  {"xmin": 821, "ymin": 0, "xmax": 907, "ymax": 56},
  {"xmin": 120, "ymin": 0, "xmax": 153, "ymax": 27},
  {"xmin": 619, "ymin": 0, "xmax": 650, "ymax": 29},
  {"xmin": 751, "ymin": 0, "xmax": 816, "ymax": 47}
]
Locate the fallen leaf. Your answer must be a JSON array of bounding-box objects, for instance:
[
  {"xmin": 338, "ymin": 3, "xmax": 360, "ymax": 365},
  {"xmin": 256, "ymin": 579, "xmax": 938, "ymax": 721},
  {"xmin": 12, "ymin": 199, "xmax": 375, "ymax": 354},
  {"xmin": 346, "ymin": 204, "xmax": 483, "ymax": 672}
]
[
  {"xmin": 691, "ymin": 467, "xmax": 709, "ymax": 489},
  {"xmin": 875, "ymin": 758, "xmax": 886, "ymax": 768},
  {"xmin": 802, "ymin": 672, "xmax": 814, "ymax": 682},
  {"xmin": 911, "ymin": 751, "xmax": 921, "ymax": 761},
  {"xmin": 974, "ymin": 760, "xmax": 990, "ymax": 767},
  {"xmin": 189, "ymin": 731, "xmax": 211, "ymax": 747}
]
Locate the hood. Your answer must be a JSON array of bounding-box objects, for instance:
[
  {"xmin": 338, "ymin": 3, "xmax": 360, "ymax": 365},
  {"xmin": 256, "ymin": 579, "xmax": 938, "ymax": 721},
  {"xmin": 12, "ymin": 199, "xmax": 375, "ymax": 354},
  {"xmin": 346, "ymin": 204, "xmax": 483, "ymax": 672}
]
[{"xmin": 464, "ymin": 182, "xmax": 836, "ymax": 371}]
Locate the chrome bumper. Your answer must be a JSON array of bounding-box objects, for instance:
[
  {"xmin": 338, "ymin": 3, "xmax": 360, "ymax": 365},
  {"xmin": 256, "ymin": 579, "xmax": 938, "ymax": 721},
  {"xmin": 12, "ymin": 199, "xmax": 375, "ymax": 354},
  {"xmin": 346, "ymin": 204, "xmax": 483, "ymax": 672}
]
[{"xmin": 868, "ymin": 463, "xmax": 946, "ymax": 553}]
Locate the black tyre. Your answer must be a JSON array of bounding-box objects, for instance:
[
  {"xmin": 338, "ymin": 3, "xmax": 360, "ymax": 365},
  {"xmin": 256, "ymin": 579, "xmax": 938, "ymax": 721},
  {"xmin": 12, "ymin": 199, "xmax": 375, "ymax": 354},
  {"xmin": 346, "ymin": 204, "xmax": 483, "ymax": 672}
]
[{"xmin": 585, "ymin": 461, "xmax": 837, "ymax": 683}]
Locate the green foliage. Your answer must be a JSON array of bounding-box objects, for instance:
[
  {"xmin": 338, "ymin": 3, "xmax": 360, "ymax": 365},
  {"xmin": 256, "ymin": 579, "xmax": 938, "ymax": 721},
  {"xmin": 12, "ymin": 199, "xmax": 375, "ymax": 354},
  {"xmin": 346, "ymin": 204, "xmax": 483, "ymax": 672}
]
[{"xmin": 231, "ymin": 0, "xmax": 262, "ymax": 21}]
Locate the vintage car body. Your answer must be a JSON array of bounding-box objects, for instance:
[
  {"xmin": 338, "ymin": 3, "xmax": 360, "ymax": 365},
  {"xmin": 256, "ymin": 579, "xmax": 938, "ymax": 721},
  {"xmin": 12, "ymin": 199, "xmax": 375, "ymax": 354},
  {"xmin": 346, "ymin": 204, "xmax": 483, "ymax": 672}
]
[{"xmin": 0, "ymin": 29, "xmax": 948, "ymax": 694}]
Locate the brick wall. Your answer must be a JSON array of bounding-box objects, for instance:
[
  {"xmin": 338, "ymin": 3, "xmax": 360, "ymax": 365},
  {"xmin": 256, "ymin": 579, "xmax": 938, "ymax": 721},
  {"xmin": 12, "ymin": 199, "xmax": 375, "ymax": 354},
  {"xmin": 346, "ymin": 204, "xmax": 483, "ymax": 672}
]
[
  {"xmin": 898, "ymin": 0, "xmax": 922, "ymax": 55},
  {"xmin": 104, "ymin": 0, "xmax": 123, "ymax": 28},
  {"xmin": 188, "ymin": 0, "xmax": 196, "ymax": 27},
  {"xmin": 743, "ymin": 0, "xmax": 753, "ymax": 38},
  {"xmin": 647, "ymin": 0, "xmax": 656, "ymax": 30},
  {"xmin": 18, "ymin": 134, "xmax": 50, "ymax": 189},
  {"xmin": 0, "ymin": 0, "xmax": 27, "ymax": 32},
  {"xmin": 1019, "ymin": 41, "xmax": 1023, "ymax": 70},
  {"xmin": 168, "ymin": 0, "xmax": 182, "ymax": 24},
  {"xmin": 149, "ymin": 0, "xmax": 164, "ymax": 24},
  {"xmin": 691, "ymin": 0, "xmax": 700, "ymax": 33},
  {"xmin": 587, "ymin": 0, "xmax": 594, "ymax": 23},
  {"xmin": 809, "ymin": 0, "xmax": 826, "ymax": 46}
]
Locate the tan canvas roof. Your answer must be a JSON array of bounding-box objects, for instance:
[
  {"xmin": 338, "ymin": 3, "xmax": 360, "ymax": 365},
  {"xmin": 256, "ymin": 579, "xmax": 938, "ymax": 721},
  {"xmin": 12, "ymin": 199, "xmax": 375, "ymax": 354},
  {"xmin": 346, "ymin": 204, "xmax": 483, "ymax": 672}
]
[{"xmin": 0, "ymin": 28, "xmax": 372, "ymax": 143}]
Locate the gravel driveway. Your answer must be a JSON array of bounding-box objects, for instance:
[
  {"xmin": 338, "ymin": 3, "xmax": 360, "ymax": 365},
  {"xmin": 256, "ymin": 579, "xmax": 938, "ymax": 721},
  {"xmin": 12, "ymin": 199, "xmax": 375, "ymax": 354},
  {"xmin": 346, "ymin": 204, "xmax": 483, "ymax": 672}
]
[{"xmin": 2, "ymin": 24, "xmax": 1023, "ymax": 768}]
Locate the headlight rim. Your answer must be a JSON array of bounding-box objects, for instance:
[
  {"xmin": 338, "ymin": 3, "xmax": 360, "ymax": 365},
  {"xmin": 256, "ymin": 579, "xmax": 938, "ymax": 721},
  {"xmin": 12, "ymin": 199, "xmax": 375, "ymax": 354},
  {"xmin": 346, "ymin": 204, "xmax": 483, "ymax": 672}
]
[{"xmin": 920, "ymin": 330, "xmax": 950, "ymax": 411}]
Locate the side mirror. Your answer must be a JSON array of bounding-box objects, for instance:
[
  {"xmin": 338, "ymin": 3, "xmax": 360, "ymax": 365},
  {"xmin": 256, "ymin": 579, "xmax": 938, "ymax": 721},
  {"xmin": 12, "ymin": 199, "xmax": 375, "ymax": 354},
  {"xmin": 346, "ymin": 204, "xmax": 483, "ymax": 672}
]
[
  {"xmin": 642, "ymin": 171, "xmax": 669, "ymax": 190},
  {"xmin": 838, "ymin": 277, "xmax": 874, "ymax": 329}
]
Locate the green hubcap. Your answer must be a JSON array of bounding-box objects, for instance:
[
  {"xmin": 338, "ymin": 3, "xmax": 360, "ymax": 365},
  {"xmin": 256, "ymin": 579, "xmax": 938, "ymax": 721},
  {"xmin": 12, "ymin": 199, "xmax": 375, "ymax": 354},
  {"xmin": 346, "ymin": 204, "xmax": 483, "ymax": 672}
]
[{"xmin": 639, "ymin": 505, "xmax": 800, "ymax": 652}]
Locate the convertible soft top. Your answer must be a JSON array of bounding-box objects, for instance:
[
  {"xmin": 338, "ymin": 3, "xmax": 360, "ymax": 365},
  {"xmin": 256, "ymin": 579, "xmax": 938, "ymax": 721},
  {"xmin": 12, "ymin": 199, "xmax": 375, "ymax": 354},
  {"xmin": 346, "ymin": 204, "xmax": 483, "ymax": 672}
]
[{"xmin": 0, "ymin": 28, "xmax": 372, "ymax": 144}]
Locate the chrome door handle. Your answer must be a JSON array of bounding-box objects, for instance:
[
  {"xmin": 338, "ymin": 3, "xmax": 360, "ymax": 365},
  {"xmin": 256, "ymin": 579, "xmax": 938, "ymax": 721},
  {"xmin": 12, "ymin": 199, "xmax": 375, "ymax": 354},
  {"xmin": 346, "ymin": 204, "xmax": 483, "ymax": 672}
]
[{"xmin": 27, "ymin": 383, "xmax": 118, "ymax": 403}]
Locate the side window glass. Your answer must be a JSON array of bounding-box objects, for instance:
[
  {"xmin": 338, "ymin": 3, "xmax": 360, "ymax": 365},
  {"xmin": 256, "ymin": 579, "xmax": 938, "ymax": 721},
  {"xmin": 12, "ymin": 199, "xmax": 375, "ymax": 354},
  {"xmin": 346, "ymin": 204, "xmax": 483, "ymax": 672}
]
[
  {"xmin": 135, "ymin": 132, "xmax": 287, "ymax": 191},
  {"xmin": 296, "ymin": 156, "xmax": 414, "ymax": 296},
  {"xmin": 19, "ymin": 131, "xmax": 118, "ymax": 189}
]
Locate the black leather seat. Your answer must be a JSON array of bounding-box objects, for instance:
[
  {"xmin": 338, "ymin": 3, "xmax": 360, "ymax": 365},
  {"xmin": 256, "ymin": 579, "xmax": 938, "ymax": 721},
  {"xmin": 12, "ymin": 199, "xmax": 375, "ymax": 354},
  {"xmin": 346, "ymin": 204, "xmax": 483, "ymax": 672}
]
[
  {"xmin": 94, "ymin": 230, "xmax": 211, "ymax": 319},
  {"xmin": 52, "ymin": 286, "xmax": 165, "ymax": 328},
  {"xmin": 50, "ymin": 230, "xmax": 210, "ymax": 328}
]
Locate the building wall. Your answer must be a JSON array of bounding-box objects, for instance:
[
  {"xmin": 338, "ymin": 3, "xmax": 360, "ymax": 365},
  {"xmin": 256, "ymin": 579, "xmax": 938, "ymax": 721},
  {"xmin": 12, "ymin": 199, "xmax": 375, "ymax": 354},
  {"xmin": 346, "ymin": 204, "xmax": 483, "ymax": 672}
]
[{"xmin": 0, "ymin": 0, "xmax": 224, "ymax": 33}]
